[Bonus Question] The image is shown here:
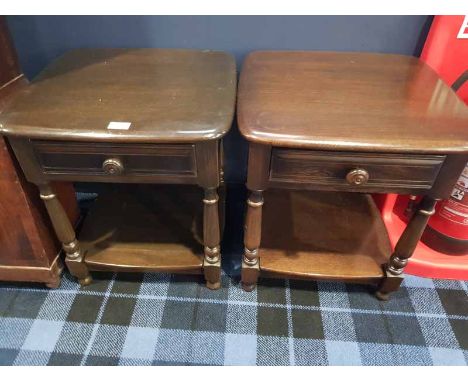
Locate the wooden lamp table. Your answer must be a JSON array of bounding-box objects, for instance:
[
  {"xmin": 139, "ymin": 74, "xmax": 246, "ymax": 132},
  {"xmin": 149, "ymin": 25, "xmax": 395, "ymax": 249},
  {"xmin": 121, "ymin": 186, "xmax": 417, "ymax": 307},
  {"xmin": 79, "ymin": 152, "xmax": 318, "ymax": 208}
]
[
  {"xmin": 237, "ymin": 51, "xmax": 468, "ymax": 299},
  {"xmin": 0, "ymin": 49, "xmax": 236, "ymax": 289}
]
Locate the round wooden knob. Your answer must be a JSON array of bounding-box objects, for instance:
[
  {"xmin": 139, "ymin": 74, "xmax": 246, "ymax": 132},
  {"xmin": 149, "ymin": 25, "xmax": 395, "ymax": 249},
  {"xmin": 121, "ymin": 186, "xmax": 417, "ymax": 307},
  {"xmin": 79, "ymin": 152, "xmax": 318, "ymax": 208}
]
[
  {"xmin": 346, "ymin": 168, "xmax": 369, "ymax": 185},
  {"xmin": 102, "ymin": 158, "xmax": 124, "ymax": 175}
]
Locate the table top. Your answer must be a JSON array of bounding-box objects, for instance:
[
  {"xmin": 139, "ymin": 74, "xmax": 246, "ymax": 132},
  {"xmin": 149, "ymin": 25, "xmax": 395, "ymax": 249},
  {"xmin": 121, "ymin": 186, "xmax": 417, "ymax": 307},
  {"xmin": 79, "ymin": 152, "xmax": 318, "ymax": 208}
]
[
  {"xmin": 0, "ymin": 49, "xmax": 236, "ymax": 143},
  {"xmin": 238, "ymin": 51, "xmax": 468, "ymax": 154}
]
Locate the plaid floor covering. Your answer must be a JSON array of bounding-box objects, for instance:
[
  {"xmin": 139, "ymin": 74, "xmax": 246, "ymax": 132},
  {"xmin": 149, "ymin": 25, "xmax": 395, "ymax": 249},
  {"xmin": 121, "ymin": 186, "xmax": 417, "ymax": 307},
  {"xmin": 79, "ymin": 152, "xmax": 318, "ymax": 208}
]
[
  {"xmin": 0, "ymin": 271, "xmax": 467, "ymax": 366},
  {"xmin": 1, "ymin": 186, "xmax": 467, "ymax": 365}
]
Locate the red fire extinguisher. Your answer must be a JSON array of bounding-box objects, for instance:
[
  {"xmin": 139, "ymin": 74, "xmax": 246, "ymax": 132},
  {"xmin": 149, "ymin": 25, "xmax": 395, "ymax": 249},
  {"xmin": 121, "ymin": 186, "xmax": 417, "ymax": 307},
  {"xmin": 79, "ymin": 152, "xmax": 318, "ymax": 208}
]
[
  {"xmin": 423, "ymin": 164, "xmax": 468, "ymax": 254},
  {"xmin": 419, "ymin": 16, "xmax": 468, "ymax": 255}
]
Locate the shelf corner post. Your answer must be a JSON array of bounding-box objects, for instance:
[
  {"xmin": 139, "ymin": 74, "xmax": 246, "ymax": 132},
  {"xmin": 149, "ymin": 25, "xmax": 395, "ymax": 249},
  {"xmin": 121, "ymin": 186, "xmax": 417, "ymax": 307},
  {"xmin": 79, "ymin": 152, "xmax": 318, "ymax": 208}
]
[
  {"xmin": 241, "ymin": 143, "xmax": 271, "ymax": 292},
  {"xmin": 38, "ymin": 183, "xmax": 92, "ymax": 286},
  {"xmin": 377, "ymin": 195, "xmax": 437, "ymax": 300}
]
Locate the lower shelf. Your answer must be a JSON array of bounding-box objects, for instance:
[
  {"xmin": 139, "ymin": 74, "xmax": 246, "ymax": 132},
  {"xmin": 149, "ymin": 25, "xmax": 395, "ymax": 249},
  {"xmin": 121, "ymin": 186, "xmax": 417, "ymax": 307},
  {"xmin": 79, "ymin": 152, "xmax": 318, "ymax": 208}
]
[
  {"xmin": 79, "ymin": 184, "xmax": 204, "ymax": 274},
  {"xmin": 259, "ymin": 189, "xmax": 392, "ymax": 282}
]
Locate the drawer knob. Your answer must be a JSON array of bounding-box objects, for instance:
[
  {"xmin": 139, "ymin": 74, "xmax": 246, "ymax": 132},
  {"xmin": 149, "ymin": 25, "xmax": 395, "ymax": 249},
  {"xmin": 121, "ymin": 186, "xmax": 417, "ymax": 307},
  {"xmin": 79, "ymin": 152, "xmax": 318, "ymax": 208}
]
[
  {"xmin": 346, "ymin": 168, "xmax": 369, "ymax": 185},
  {"xmin": 102, "ymin": 158, "xmax": 124, "ymax": 175}
]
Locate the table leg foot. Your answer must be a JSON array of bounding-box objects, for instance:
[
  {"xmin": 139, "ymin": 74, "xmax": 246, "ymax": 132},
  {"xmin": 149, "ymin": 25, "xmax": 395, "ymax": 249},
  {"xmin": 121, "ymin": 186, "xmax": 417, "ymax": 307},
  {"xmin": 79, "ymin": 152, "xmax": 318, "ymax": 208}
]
[
  {"xmin": 206, "ymin": 280, "xmax": 221, "ymax": 290},
  {"xmin": 375, "ymin": 290, "xmax": 390, "ymax": 301},
  {"xmin": 79, "ymin": 275, "xmax": 93, "ymax": 287},
  {"xmin": 241, "ymin": 259, "xmax": 259, "ymax": 292},
  {"xmin": 376, "ymin": 270, "xmax": 403, "ymax": 301},
  {"xmin": 203, "ymin": 255, "xmax": 221, "ymax": 290},
  {"xmin": 66, "ymin": 256, "xmax": 92, "ymax": 286},
  {"xmin": 241, "ymin": 282, "xmax": 256, "ymax": 292}
]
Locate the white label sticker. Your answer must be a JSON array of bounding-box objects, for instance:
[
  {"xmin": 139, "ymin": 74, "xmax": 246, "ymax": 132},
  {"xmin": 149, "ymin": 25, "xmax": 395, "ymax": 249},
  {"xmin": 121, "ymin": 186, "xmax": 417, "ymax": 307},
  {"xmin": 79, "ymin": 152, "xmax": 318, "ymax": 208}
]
[
  {"xmin": 107, "ymin": 121, "xmax": 132, "ymax": 130},
  {"xmin": 457, "ymin": 16, "xmax": 468, "ymax": 39}
]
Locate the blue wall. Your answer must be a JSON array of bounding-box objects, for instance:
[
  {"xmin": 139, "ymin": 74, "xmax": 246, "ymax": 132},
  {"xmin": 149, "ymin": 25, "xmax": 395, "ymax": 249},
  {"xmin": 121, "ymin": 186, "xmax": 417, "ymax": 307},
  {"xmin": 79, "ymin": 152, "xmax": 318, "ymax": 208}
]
[{"xmin": 6, "ymin": 16, "xmax": 432, "ymax": 183}]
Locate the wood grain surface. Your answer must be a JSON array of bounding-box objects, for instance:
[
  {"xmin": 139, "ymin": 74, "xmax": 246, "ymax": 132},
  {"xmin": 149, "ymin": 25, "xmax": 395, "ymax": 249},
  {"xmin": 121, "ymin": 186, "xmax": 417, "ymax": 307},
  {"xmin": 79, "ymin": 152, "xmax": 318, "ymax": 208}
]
[
  {"xmin": 238, "ymin": 51, "xmax": 468, "ymax": 153},
  {"xmin": 0, "ymin": 48, "xmax": 236, "ymax": 143}
]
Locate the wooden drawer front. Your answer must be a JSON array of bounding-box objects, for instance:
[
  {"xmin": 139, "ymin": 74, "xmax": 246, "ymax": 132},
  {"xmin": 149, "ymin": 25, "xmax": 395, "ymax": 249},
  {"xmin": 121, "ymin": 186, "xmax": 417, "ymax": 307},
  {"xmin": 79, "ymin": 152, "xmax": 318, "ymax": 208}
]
[
  {"xmin": 33, "ymin": 141, "xmax": 197, "ymax": 182},
  {"xmin": 269, "ymin": 149, "xmax": 445, "ymax": 193}
]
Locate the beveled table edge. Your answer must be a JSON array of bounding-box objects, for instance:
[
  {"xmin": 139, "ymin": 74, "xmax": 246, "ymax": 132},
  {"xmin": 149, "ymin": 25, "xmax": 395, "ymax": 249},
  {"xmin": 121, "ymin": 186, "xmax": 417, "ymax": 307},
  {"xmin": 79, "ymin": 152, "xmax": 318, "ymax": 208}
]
[
  {"xmin": 0, "ymin": 48, "xmax": 237, "ymax": 143},
  {"xmin": 237, "ymin": 50, "xmax": 468, "ymax": 154}
]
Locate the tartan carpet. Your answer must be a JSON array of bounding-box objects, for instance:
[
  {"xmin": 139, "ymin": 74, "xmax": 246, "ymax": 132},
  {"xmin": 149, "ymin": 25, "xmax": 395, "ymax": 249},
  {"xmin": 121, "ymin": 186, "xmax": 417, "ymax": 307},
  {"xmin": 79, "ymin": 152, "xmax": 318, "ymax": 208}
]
[
  {"xmin": 0, "ymin": 271, "xmax": 467, "ymax": 366},
  {"xmin": 1, "ymin": 186, "xmax": 467, "ymax": 365}
]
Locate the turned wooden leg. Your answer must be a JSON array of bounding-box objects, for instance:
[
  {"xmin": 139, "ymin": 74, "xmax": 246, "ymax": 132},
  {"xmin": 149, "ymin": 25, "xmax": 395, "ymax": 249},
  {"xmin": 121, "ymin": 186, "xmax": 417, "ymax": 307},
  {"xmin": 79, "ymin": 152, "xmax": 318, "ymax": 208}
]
[
  {"xmin": 218, "ymin": 170, "xmax": 226, "ymax": 237},
  {"xmin": 241, "ymin": 190, "xmax": 263, "ymax": 292},
  {"xmin": 203, "ymin": 187, "xmax": 221, "ymax": 290},
  {"xmin": 38, "ymin": 184, "xmax": 92, "ymax": 286},
  {"xmin": 376, "ymin": 196, "xmax": 437, "ymax": 300}
]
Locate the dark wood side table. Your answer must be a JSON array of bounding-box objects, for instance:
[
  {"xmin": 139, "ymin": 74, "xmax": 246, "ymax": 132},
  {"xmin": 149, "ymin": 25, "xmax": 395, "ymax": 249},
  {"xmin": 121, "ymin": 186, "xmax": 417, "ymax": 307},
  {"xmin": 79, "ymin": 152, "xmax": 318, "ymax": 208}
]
[
  {"xmin": 237, "ymin": 51, "xmax": 468, "ymax": 299},
  {"xmin": 0, "ymin": 48, "xmax": 236, "ymax": 289}
]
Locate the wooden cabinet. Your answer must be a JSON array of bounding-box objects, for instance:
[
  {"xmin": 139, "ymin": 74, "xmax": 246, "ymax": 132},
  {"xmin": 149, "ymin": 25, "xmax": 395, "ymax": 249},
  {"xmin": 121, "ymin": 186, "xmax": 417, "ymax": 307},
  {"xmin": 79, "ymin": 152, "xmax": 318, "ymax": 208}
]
[{"xmin": 0, "ymin": 17, "xmax": 79, "ymax": 287}]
